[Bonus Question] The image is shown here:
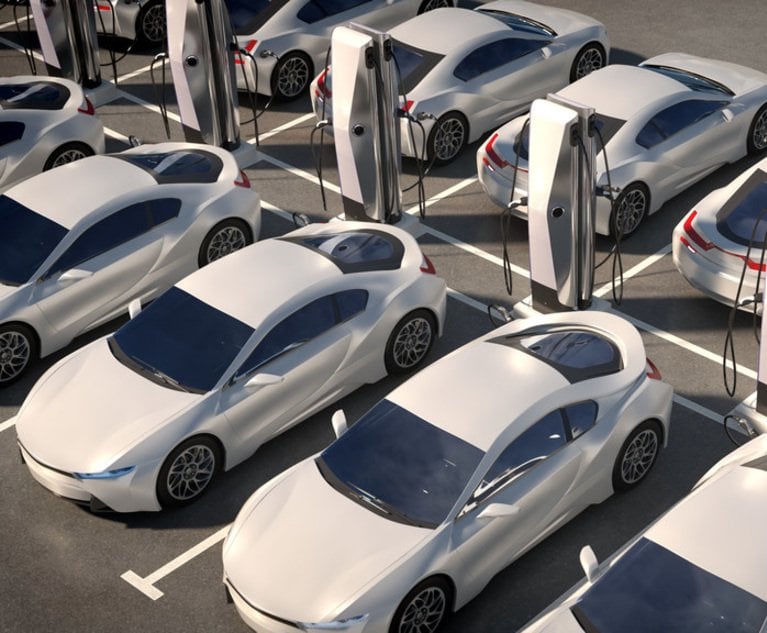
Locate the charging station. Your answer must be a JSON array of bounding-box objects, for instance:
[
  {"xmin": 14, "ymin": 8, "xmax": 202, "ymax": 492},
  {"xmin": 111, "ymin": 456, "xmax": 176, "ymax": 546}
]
[
  {"xmin": 166, "ymin": 0, "xmax": 251, "ymax": 159},
  {"xmin": 330, "ymin": 24, "xmax": 409, "ymax": 228},
  {"xmin": 513, "ymin": 95, "xmax": 597, "ymax": 317}
]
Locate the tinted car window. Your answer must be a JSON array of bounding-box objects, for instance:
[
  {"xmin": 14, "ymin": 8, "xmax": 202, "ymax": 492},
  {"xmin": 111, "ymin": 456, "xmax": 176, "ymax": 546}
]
[
  {"xmin": 297, "ymin": 0, "xmax": 372, "ymax": 23},
  {"xmin": 454, "ymin": 38, "xmax": 546, "ymax": 82},
  {"xmin": 571, "ymin": 538, "xmax": 767, "ymax": 633},
  {"xmin": 148, "ymin": 198, "xmax": 182, "ymax": 226},
  {"xmin": 479, "ymin": 410, "xmax": 566, "ymax": 494},
  {"xmin": 0, "ymin": 82, "xmax": 70, "ymax": 110},
  {"xmin": 715, "ymin": 170, "xmax": 767, "ymax": 247},
  {"xmin": 46, "ymin": 202, "xmax": 153, "ymax": 277},
  {"xmin": 235, "ymin": 295, "xmax": 337, "ymax": 377},
  {"xmin": 0, "ymin": 195, "xmax": 67, "ymax": 286},
  {"xmin": 516, "ymin": 113, "xmax": 625, "ymax": 160},
  {"xmin": 392, "ymin": 40, "xmax": 444, "ymax": 94},
  {"xmin": 0, "ymin": 121, "xmax": 25, "ymax": 146},
  {"xmin": 636, "ymin": 99, "xmax": 728, "ymax": 149},
  {"xmin": 476, "ymin": 9, "xmax": 556, "ymax": 36},
  {"xmin": 113, "ymin": 150, "xmax": 224, "ymax": 184},
  {"xmin": 110, "ymin": 287, "xmax": 254, "ymax": 393},
  {"xmin": 564, "ymin": 401, "xmax": 598, "ymax": 439},
  {"xmin": 642, "ymin": 65, "xmax": 734, "ymax": 96},
  {"xmin": 335, "ymin": 289, "xmax": 368, "ymax": 321},
  {"xmin": 317, "ymin": 399, "xmax": 484, "ymax": 528},
  {"xmin": 284, "ymin": 229, "xmax": 404, "ymax": 272}
]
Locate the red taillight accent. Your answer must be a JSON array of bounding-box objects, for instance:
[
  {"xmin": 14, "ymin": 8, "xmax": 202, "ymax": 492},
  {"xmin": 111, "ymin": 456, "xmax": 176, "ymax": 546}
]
[
  {"xmin": 235, "ymin": 39, "xmax": 257, "ymax": 65},
  {"xmin": 403, "ymin": 100, "xmax": 414, "ymax": 112},
  {"xmin": 77, "ymin": 97, "xmax": 95, "ymax": 115},
  {"xmin": 683, "ymin": 210, "xmax": 712, "ymax": 251},
  {"xmin": 484, "ymin": 133, "xmax": 508, "ymax": 168},
  {"xmin": 646, "ymin": 358, "xmax": 662, "ymax": 380},
  {"xmin": 97, "ymin": 3, "xmax": 112, "ymax": 11},
  {"xmin": 234, "ymin": 170, "xmax": 250, "ymax": 188},
  {"xmin": 420, "ymin": 253, "xmax": 436, "ymax": 274},
  {"xmin": 317, "ymin": 68, "xmax": 331, "ymax": 98},
  {"xmin": 682, "ymin": 209, "xmax": 766, "ymax": 271}
]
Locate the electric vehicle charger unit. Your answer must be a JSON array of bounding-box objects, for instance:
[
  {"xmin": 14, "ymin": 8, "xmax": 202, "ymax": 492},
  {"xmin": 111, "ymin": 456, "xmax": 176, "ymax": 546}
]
[
  {"xmin": 513, "ymin": 95, "xmax": 607, "ymax": 318},
  {"xmin": 166, "ymin": 0, "xmax": 258, "ymax": 166},
  {"xmin": 329, "ymin": 24, "xmax": 421, "ymax": 235}
]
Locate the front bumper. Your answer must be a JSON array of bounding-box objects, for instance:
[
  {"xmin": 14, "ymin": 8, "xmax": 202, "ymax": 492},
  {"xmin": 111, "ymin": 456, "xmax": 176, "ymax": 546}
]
[{"xmin": 225, "ymin": 577, "xmax": 303, "ymax": 633}]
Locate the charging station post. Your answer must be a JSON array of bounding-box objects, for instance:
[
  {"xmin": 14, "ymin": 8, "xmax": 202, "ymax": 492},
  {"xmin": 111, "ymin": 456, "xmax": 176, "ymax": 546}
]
[
  {"xmin": 331, "ymin": 24, "xmax": 414, "ymax": 230},
  {"xmin": 514, "ymin": 95, "xmax": 597, "ymax": 317}
]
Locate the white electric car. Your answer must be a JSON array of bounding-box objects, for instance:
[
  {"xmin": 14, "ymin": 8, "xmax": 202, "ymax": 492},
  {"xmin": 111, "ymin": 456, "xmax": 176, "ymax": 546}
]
[
  {"xmin": 515, "ymin": 434, "xmax": 767, "ymax": 633},
  {"xmin": 478, "ymin": 53, "xmax": 767, "ymax": 236},
  {"xmin": 222, "ymin": 310, "xmax": 673, "ymax": 633},
  {"xmin": 0, "ymin": 142, "xmax": 260, "ymax": 386},
  {"xmin": 229, "ymin": 0, "xmax": 453, "ymax": 100},
  {"xmin": 94, "ymin": 0, "xmax": 166, "ymax": 47},
  {"xmin": 0, "ymin": 75, "xmax": 105, "ymax": 191},
  {"xmin": 15, "ymin": 222, "xmax": 447, "ymax": 512},
  {"xmin": 673, "ymin": 156, "xmax": 767, "ymax": 312},
  {"xmin": 311, "ymin": 0, "xmax": 608, "ymax": 164}
]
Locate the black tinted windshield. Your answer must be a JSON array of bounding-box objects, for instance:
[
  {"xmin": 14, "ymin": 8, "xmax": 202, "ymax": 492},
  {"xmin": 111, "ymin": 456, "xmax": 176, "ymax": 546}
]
[
  {"xmin": 476, "ymin": 9, "xmax": 556, "ymax": 36},
  {"xmin": 0, "ymin": 196, "xmax": 67, "ymax": 286},
  {"xmin": 571, "ymin": 538, "xmax": 767, "ymax": 633},
  {"xmin": 113, "ymin": 150, "xmax": 223, "ymax": 184},
  {"xmin": 0, "ymin": 82, "xmax": 70, "ymax": 110},
  {"xmin": 317, "ymin": 400, "xmax": 483, "ymax": 528},
  {"xmin": 391, "ymin": 41, "xmax": 443, "ymax": 94},
  {"xmin": 226, "ymin": 0, "xmax": 289, "ymax": 34},
  {"xmin": 515, "ymin": 113, "xmax": 623, "ymax": 161},
  {"xmin": 643, "ymin": 65, "xmax": 734, "ymax": 96},
  {"xmin": 715, "ymin": 170, "xmax": 767, "ymax": 247},
  {"xmin": 109, "ymin": 287, "xmax": 254, "ymax": 393},
  {"xmin": 284, "ymin": 229, "xmax": 404, "ymax": 272}
]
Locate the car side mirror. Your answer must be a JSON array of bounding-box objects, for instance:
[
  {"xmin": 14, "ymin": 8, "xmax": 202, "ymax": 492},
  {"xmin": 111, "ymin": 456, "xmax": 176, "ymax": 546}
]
[
  {"xmin": 721, "ymin": 108, "xmax": 734, "ymax": 122},
  {"xmin": 128, "ymin": 298, "xmax": 142, "ymax": 319},
  {"xmin": 57, "ymin": 268, "xmax": 92, "ymax": 285},
  {"xmin": 477, "ymin": 503, "xmax": 520, "ymax": 520},
  {"xmin": 244, "ymin": 373, "xmax": 284, "ymax": 389},
  {"xmin": 580, "ymin": 545, "xmax": 599, "ymax": 582},
  {"xmin": 331, "ymin": 409, "xmax": 347, "ymax": 438}
]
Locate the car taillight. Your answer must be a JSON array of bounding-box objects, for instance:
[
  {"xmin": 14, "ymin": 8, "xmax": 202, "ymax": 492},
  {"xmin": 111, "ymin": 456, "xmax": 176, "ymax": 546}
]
[
  {"xmin": 234, "ymin": 170, "xmax": 250, "ymax": 188},
  {"xmin": 403, "ymin": 100, "xmax": 414, "ymax": 113},
  {"xmin": 484, "ymin": 133, "xmax": 508, "ymax": 168},
  {"xmin": 420, "ymin": 253, "xmax": 436, "ymax": 274},
  {"xmin": 317, "ymin": 67, "xmax": 331, "ymax": 98},
  {"xmin": 77, "ymin": 97, "xmax": 95, "ymax": 115},
  {"xmin": 235, "ymin": 39, "xmax": 257, "ymax": 65},
  {"xmin": 682, "ymin": 210, "xmax": 712, "ymax": 251},
  {"xmin": 96, "ymin": 3, "xmax": 112, "ymax": 11},
  {"xmin": 646, "ymin": 358, "xmax": 662, "ymax": 380}
]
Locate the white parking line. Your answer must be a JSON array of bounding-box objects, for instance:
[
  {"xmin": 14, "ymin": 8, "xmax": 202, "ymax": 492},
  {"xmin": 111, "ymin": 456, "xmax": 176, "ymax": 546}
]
[
  {"xmin": 594, "ymin": 243, "xmax": 673, "ymax": 298},
  {"xmin": 0, "ymin": 417, "xmax": 17, "ymax": 434}
]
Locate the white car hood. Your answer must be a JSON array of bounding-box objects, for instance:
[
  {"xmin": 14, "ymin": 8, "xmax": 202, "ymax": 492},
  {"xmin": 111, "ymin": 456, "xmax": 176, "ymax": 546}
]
[
  {"xmin": 16, "ymin": 339, "xmax": 198, "ymax": 473},
  {"xmin": 224, "ymin": 459, "xmax": 431, "ymax": 623},
  {"xmin": 0, "ymin": 282, "xmax": 18, "ymax": 304}
]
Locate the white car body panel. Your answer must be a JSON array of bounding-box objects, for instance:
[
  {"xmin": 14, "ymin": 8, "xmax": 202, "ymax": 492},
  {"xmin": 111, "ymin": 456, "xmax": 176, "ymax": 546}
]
[
  {"xmin": 517, "ymin": 434, "xmax": 767, "ymax": 633},
  {"xmin": 478, "ymin": 53, "xmax": 767, "ymax": 235},
  {"xmin": 0, "ymin": 142, "xmax": 261, "ymax": 365},
  {"xmin": 15, "ymin": 221, "xmax": 446, "ymax": 511},
  {"xmin": 311, "ymin": 0, "xmax": 608, "ymax": 158},
  {"xmin": 222, "ymin": 310, "xmax": 673, "ymax": 632},
  {"xmin": 0, "ymin": 75, "xmax": 105, "ymax": 191}
]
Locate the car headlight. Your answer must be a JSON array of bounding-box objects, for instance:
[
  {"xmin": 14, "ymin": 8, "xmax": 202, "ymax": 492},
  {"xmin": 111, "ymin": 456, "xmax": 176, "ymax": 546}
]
[
  {"xmin": 298, "ymin": 614, "xmax": 369, "ymax": 631},
  {"xmin": 74, "ymin": 466, "xmax": 136, "ymax": 480}
]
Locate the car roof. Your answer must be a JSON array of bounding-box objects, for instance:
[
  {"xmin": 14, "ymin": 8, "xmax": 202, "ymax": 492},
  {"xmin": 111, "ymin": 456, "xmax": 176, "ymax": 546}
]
[
  {"xmin": 643, "ymin": 462, "xmax": 767, "ymax": 601},
  {"xmin": 557, "ymin": 64, "xmax": 691, "ymax": 120},
  {"xmin": 388, "ymin": 310, "xmax": 643, "ymax": 451},
  {"xmin": 5, "ymin": 156, "xmax": 157, "ymax": 230},
  {"xmin": 391, "ymin": 8, "xmax": 511, "ymax": 55},
  {"xmin": 175, "ymin": 238, "xmax": 344, "ymax": 329}
]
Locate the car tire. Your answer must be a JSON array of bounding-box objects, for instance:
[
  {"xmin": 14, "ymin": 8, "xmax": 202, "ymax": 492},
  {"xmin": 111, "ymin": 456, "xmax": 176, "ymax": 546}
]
[
  {"xmin": 427, "ymin": 112, "xmax": 468, "ymax": 165},
  {"xmin": 271, "ymin": 52, "xmax": 313, "ymax": 101},
  {"xmin": 135, "ymin": 0, "xmax": 166, "ymax": 48},
  {"xmin": 612, "ymin": 420, "xmax": 662, "ymax": 492},
  {"xmin": 0, "ymin": 323, "xmax": 38, "ymax": 386},
  {"xmin": 198, "ymin": 219, "xmax": 253, "ymax": 267},
  {"xmin": 747, "ymin": 104, "xmax": 767, "ymax": 155},
  {"xmin": 610, "ymin": 182, "xmax": 650, "ymax": 238},
  {"xmin": 417, "ymin": 0, "xmax": 453, "ymax": 14},
  {"xmin": 385, "ymin": 309, "xmax": 436, "ymax": 376},
  {"xmin": 569, "ymin": 43, "xmax": 606, "ymax": 82},
  {"xmin": 156, "ymin": 436, "xmax": 221, "ymax": 508},
  {"xmin": 389, "ymin": 577, "xmax": 452, "ymax": 633},
  {"xmin": 43, "ymin": 142, "xmax": 94, "ymax": 171}
]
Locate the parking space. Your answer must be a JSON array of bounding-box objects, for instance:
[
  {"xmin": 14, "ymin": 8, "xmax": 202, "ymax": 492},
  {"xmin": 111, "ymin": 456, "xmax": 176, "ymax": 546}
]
[{"xmin": 2, "ymin": 1, "xmax": 767, "ymax": 631}]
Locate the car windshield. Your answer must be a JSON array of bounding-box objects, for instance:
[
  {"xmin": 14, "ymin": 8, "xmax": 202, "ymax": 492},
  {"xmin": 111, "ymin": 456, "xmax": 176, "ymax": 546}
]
[
  {"xmin": 284, "ymin": 229, "xmax": 404, "ymax": 272},
  {"xmin": 514, "ymin": 113, "xmax": 624, "ymax": 161},
  {"xmin": 317, "ymin": 400, "xmax": 483, "ymax": 528},
  {"xmin": 477, "ymin": 9, "xmax": 556, "ymax": 37},
  {"xmin": 570, "ymin": 538, "xmax": 767, "ymax": 633},
  {"xmin": 0, "ymin": 82, "xmax": 70, "ymax": 110},
  {"xmin": 113, "ymin": 150, "xmax": 223, "ymax": 184},
  {"xmin": 642, "ymin": 65, "xmax": 734, "ymax": 96},
  {"xmin": 226, "ymin": 0, "xmax": 288, "ymax": 35},
  {"xmin": 0, "ymin": 195, "xmax": 67, "ymax": 286},
  {"xmin": 391, "ymin": 40, "xmax": 443, "ymax": 94},
  {"xmin": 715, "ymin": 169, "xmax": 767, "ymax": 247},
  {"xmin": 109, "ymin": 287, "xmax": 254, "ymax": 393}
]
